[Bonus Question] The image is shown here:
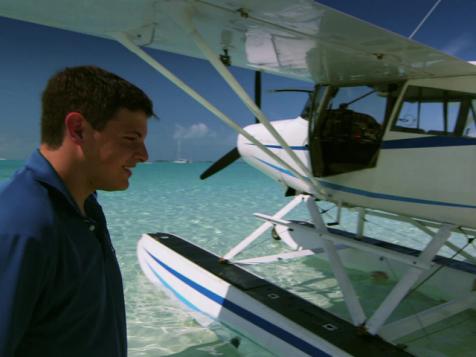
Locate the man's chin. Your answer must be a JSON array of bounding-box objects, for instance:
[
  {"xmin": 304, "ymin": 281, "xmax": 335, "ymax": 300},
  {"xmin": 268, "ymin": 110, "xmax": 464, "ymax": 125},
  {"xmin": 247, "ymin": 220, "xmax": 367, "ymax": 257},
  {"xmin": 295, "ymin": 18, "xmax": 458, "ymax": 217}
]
[{"xmin": 99, "ymin": 181, "xmax": 130, "ymax": 192}]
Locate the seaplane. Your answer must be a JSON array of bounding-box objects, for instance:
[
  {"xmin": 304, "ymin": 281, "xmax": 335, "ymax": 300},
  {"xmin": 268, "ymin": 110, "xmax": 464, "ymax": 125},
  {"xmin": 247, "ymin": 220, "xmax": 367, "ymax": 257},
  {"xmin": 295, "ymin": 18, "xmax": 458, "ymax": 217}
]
[{"xmin": 2, "ymin": 0, "xmax": 476, "ymax": 355}]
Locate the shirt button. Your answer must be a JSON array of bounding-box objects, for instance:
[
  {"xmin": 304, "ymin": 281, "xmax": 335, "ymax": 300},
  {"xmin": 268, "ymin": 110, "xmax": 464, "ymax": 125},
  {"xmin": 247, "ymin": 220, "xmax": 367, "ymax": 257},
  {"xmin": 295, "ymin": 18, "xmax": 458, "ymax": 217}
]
[{"xmin": 89, "ymin": 225, "xmax": 96, "ymax": 232}]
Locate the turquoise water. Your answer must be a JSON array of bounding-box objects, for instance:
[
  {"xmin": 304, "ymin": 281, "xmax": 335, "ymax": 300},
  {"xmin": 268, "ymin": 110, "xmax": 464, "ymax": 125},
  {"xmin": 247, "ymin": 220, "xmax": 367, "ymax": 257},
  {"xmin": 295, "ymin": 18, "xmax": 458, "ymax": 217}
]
[
  {"xmin": 1, "ymin": 160, "xmax": 475, "ymax": 356},
  {"xmin": 0, "ymin": 160, "xmax": 287, "ymax": 355}
]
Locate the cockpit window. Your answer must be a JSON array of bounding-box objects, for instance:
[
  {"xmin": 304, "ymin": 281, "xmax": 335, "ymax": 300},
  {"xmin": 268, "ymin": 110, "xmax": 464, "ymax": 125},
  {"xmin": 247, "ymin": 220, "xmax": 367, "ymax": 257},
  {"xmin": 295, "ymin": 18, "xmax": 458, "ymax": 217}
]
[
  {"xmin": 329, "ymin": 86, "xmax": 388, "ymax": 125},
  {"xmin": 300, "ymin": 96, "xmax": 312, "ymax": 120},
  {"xmin": 462, "ymin": 100, "xmax": 476, "ymax": 137},
  {"xmin": 308, "ymin": 84, "xmax": 399, "ymax": 177},
  {"xmin": 301, "ymin": 87, "xmax": 324, "ymax": 121},
  {"xmin": 392, "ymin": 86, "xmax": 476, "ymax": 136}
]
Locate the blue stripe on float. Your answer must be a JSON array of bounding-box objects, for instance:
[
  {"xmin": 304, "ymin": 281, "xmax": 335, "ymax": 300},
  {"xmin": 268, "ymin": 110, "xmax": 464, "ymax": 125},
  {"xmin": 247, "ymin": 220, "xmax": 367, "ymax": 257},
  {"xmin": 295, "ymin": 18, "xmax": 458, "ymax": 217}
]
[
  {"xmin": 145, "ymin": 249, "xmax": 330, "ymax": 357},
  {"xmin": 145, "ymin": 261, "xmax": 199, "ymax": 312},
  {"xmin": 382, "ymin": 136, "xmax": 476, "ymax": 149}
]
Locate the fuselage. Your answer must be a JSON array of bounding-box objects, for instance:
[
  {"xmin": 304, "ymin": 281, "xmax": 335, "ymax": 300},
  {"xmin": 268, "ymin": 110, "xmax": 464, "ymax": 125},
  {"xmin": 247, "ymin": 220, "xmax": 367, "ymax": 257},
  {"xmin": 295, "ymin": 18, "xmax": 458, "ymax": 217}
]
[{"xmin": 238, "ymin": 76, "xmax": 476, "ymax": 229}]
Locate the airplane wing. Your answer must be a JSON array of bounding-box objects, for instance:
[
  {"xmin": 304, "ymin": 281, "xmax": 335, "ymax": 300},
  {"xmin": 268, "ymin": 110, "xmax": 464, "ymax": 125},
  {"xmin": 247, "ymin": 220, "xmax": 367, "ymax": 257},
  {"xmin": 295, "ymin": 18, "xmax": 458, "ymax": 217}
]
[{"xmin": 1, "ymin": 0, "xmax": 476, "ymax": 84}]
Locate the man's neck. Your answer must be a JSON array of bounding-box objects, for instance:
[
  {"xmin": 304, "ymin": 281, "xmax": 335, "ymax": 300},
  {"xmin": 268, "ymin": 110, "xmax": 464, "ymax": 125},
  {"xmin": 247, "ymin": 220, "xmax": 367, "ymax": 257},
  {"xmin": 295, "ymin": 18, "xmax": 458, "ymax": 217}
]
[{"xmin": 39, "ymin": 144, "xmax": 91, "ymax": 216}]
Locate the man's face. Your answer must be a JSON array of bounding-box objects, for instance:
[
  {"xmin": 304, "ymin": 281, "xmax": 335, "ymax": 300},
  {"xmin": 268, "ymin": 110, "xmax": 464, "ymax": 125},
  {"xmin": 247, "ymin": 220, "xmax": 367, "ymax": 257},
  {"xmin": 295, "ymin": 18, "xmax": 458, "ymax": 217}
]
[{"xmin": 83, "ymin": 108, "xmax": 149, "ymax": 191}]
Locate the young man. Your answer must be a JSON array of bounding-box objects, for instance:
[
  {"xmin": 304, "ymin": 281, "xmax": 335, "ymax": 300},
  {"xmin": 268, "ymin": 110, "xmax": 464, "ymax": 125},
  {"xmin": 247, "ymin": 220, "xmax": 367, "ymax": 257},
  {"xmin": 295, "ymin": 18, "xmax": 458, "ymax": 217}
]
[{"xmin": 0, "ymin": 66, "xmax": 154, "ymax": 356}]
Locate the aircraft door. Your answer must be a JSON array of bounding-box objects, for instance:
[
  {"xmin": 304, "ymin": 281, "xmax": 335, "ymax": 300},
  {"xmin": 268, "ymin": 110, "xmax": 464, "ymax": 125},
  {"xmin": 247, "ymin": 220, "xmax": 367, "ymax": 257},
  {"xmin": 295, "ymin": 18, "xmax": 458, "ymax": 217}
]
[{"xmin": 308, "ymin": 84, "xmax": 399, "ymax": 177}]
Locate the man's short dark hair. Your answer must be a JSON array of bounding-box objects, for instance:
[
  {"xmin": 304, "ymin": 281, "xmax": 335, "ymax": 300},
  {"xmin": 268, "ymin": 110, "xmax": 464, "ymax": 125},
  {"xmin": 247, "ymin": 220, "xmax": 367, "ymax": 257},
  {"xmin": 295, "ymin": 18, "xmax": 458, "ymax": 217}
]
[{"xmin": 41, "ymin": 65, "xmax": 154, "ymax": 148}]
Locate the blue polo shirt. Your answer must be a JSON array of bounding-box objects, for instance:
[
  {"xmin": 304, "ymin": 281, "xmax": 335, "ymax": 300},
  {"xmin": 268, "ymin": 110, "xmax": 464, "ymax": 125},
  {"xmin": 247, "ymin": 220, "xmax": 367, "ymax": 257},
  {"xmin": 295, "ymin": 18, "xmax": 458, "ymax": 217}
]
[{"xmin": 0, "ymin": 150, "xmax": 127, "ymax": 357}]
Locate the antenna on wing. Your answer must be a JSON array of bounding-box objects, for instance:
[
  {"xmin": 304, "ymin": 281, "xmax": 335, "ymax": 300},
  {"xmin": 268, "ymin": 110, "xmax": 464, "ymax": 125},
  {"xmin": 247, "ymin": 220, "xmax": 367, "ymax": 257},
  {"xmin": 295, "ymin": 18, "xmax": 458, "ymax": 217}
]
[{"xmin": 408, "ymin": 0, "xmax": 442, "ymax": 39}]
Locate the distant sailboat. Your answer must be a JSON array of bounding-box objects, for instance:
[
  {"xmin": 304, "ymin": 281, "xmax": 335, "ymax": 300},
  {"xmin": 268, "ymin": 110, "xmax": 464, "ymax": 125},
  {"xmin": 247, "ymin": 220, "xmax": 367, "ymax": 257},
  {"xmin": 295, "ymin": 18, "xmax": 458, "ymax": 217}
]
[
  {"xmin": 173, "ymin": 139, "xmax": 190, "ymax": 164},
  {"xmin": 173, "ymin": 158, "xmax": 190, "ymax": 164}
]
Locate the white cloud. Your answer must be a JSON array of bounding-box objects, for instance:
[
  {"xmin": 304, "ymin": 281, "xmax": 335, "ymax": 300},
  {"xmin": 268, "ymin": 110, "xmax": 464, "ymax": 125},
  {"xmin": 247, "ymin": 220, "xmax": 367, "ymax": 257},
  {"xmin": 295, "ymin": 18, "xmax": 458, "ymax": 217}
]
[{"xmin": 173, "ymin": 123, "xmax": 215, "ymax": 139}]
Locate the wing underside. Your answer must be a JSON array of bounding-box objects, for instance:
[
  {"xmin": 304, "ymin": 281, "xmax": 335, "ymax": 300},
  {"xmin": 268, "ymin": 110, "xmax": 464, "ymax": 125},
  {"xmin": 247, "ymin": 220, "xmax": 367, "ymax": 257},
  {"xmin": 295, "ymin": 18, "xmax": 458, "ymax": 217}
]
[{"xmin": 1, "ymin": 0, "xmax": 476, "ymax": 84}]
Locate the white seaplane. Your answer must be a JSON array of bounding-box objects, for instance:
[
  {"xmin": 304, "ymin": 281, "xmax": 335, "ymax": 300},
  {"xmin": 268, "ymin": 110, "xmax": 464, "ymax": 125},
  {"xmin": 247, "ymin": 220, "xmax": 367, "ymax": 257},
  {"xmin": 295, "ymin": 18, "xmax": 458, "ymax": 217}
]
[{"xmin": 2, "ymin": 0, "xmax": 476, "ymax": 355}]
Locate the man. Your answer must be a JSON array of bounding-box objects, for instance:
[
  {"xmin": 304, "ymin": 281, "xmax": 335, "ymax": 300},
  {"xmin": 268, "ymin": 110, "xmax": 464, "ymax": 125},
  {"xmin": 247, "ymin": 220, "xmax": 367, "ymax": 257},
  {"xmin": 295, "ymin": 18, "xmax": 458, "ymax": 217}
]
[{"xmin": 0, "ymin": 66, "xmax": 154, "ymax": 356}]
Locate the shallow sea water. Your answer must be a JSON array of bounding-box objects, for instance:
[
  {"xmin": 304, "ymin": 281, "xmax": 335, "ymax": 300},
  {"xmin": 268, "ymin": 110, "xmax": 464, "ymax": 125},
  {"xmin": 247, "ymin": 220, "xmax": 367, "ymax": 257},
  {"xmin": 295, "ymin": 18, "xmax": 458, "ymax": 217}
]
[{"xmin": 1, "ymin": 160, "xmax": 475, "ymax": 356}]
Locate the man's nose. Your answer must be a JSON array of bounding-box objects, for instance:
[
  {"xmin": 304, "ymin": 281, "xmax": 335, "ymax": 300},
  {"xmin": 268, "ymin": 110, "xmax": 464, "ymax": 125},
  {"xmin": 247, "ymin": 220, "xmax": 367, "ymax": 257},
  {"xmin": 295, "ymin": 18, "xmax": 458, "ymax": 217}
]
[{"xmin": 136, "ymin": 143, "xmax": 149, "ymax": 162}]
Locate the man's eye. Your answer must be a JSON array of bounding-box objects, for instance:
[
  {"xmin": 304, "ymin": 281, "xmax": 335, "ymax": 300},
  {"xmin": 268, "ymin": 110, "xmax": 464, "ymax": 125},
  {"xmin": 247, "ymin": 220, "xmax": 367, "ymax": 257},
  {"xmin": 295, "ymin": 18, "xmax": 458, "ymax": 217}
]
[{"xmin": 124, "ymin": 137, "xmax": 136, "ymax": 141}]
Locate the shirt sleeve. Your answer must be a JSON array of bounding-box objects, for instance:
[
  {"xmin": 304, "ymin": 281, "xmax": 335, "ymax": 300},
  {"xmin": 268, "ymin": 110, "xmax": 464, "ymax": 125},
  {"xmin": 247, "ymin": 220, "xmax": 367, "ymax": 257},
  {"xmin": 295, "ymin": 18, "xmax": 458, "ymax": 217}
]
[{"xmin": 0, "ymin": 234, "xmax": 49, "ymax": 357}]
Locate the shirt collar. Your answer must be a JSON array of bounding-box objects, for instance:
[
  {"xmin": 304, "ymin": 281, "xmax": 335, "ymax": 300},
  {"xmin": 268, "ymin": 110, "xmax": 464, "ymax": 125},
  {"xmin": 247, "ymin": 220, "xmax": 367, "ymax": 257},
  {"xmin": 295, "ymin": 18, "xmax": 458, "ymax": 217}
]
[{"xmin": 26, "ymin": 149, "xmax": 92, "ymax": 216}]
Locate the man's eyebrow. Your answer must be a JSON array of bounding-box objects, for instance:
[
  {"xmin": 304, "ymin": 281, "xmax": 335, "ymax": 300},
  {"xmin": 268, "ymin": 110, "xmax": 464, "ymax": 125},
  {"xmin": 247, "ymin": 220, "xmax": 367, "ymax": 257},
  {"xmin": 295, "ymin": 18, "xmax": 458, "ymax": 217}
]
[{"xmin": 125, "ymin": 131, "xmax": 143, "ymax": 138}]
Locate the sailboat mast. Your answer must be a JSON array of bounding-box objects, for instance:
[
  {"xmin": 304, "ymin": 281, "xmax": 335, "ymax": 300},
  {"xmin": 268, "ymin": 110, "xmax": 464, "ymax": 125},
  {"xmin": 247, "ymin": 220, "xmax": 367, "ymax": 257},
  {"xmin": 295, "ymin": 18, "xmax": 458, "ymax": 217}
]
[{"xmin": 177, "ymin": 139, "xmax": 181, "ymax": 160}]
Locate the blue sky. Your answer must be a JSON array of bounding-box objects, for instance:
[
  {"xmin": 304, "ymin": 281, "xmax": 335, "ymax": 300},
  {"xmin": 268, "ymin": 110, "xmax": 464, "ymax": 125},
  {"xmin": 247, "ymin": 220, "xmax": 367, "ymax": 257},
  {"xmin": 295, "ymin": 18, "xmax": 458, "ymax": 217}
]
[{"xmin": 1, "ymin": 0, "xmax": 475, "ymax": 161}]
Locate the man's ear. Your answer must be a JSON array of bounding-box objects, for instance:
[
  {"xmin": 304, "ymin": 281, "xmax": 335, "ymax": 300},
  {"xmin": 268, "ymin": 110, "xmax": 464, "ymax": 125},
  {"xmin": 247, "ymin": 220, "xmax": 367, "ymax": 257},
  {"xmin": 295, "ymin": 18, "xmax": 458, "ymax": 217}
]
[{"xmin": 64, "ymin": 112, "xmax": 86, "ymax": 144}]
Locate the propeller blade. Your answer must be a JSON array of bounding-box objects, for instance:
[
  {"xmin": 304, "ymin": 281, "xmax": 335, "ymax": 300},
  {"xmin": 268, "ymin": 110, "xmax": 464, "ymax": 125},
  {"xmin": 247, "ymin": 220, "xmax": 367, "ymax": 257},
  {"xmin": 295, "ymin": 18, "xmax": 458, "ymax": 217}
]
[
  {"xmin": 200, "ymin": 147, "xmax": 240, "ymax": 180},
  {"xmin": 200, "ymin": 71, "xmax": 261, "ymax": 179},
  {"xmin": 254, "ymin": 71, "xmax": 261, "ymax": 123}
]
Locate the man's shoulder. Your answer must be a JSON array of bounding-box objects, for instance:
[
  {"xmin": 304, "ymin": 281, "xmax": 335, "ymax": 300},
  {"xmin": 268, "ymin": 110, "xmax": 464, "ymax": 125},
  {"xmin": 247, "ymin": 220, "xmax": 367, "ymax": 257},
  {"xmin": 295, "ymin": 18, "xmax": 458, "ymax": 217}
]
[{"xmin": 0, "ymin": 167, "xmax": 57, "ymax": 237}]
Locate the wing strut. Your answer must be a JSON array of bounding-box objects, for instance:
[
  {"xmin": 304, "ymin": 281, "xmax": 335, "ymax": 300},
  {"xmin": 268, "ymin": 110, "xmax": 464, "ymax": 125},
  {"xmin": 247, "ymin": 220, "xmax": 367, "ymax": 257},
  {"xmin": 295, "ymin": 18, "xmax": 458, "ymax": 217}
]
[
  {"xmin": 114, "ymin": 32, "xmax": 314, "ymax": 188},
  {"xmin": 178, "ymin": 13, "xmax": 319, "ymax": 189}
]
